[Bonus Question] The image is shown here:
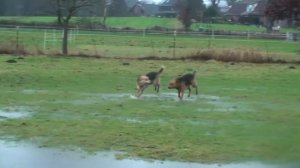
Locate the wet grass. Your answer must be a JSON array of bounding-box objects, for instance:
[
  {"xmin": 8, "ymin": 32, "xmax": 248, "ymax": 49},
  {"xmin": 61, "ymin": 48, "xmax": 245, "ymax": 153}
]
[{"xmin": 0, "ymin": 55, "xmax": 300, "ymax": 163}]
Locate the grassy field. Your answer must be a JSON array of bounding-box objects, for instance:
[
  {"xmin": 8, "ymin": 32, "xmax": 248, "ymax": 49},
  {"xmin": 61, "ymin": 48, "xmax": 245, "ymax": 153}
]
[
  {"xmin": 0, "ymin": 26, "xmax": 299, "ymax": 61},
  {"xmin": 0, "ymin": 55, "xmax": 300, "ymax": 163},
  {"xmin": 1, "ymin": 16, "xmax": 299, "ymax": 33}
]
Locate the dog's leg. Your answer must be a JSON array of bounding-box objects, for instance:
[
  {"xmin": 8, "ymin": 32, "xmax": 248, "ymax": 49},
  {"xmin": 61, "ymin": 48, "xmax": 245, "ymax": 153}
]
[
  {"xmin": 136, "ymin": 84, "xmax": 141, "ymax": 97},
  {"xmin": 187, "ymin": 86, "xmax": 191, "ymax": 97},
  {"xmin": 179, "ymin": 84, "xmax": 186, "ymax": 100},
  {"xmin": 141, "ymin": 85, "xmax": 149, "ymax": 97},
  {"xmin": 180, "ymin": 88, "xmax": 184, "ymax": 100},
  {"xmin": 137, "ymin": 84, "xmax": 146, "ymax": 97},
  {"xmin": 177, "ymin": 89, "xmax": 181, "ymax": 99},
  {"xmin": 136, "ymin": 87, "xmax": 142, "ymax": 97},
  {"xmin": 192, "ymin": 84, "xmax": 198, "ymax": 95},
  {"xmin": 153, "ymin": 78, "xmax": 160, "ymax": 93},
  {"xmin": 156, "ymin": 84, "xmax": 160, "ymax": 93},
  {"xmin": 154, "ymin": 84, "xmax": 158, "ymax": 92},
  {"xmin": 192, "ymin": 80, "xmax": 198, "ymax": 95},
  {"xmin": 139, "ymin": 86, "xmax": 145, "ymax": 97},
  {"xmin": 156, "ymin": 77, "xmax": 160, "ymax": 93}
]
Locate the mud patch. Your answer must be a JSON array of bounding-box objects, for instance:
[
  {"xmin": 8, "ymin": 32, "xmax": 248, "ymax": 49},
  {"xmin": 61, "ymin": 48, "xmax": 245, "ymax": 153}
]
[
  {"xmin": 0, "ymin": 107, "xmax": 32, "ymax": 120},
  {"xmin": 1, "ymin": 140, "xmax": 296, "ymax": 168}
]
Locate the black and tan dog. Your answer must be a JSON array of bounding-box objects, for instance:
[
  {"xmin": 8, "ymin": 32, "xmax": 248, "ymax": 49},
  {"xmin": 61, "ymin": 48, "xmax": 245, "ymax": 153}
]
[
  {"xmin": 136, "ymin": 67, "xmax": 164, "ymax": 97},
  {"xmin": 168, "ymin": 71, "xmax": 198, "ymax": 99}
]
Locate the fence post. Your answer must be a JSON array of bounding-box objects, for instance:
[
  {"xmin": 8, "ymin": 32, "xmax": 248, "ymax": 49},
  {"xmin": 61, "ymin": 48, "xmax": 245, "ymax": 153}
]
[
  {"xmin": 211, "ymin": 29, "xmax": 215, "ymax": 39},
  {"xmin": 52, "ymin": 29, "xmax": 56, "ymax": 47},
  {"xmin": 173, "ymin": 30, "xmax": 177, "ymax": 58},
  {"xmin": 68, "ymin": 29, "xmax": 71, "ymax": 42},
  {"xmin": 43, "ymin": 30, "xmax": 47, "ymax": 50},
  {"xmin": 16, "ymin": 26, "xmax": 20, "ymax": 52},
  {"xmin": 143, "ymin": 29, "xmax": 146, "ymax": 38},
  {"xmin": 247, "ymin": 30, "xmax": 250, "ymax": 40}
]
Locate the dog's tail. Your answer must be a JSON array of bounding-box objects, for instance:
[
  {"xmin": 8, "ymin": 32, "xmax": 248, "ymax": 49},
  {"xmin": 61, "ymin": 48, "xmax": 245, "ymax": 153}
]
[
  {"xmin": 192, "ymin": 70, "xmax": 197, "ymax": 76},
  {"xmin": 158, "ymin": 66, "xmax": 165, "ymax": 74}
]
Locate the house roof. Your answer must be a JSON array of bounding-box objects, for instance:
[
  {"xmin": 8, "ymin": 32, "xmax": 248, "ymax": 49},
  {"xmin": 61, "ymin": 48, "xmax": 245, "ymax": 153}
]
[
  {"xmin": 250, "ymin": 0, "xmax": 268, "ymax": 15},
  {"xmin": 126, "ymin": 0, "xmax": 139, "ymax": 8},
  {"xmin": 225, "ymin": 3, "xmax": 247, "ymax": 16},
  {"xmin": 143, "ymin": 3, "xmax": 159, "ymax": 16},
  {"xmin": 225, "ymin": 0, "xmax": 268, "ymax": 16},
  {"xmin": 160, "ymin": 0, "xmax": 177, "ymax": 6},
  {"xmin": 240, "ymin": 0, "xmax": 260, "ymax": 5}
]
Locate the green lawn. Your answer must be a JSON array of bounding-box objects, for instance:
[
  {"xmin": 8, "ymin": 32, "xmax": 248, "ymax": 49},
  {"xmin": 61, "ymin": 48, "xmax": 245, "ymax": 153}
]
[
  {"xmin": 0, "ymin": 27, "xmax": 299, "ymax": 61},
  {"xmin": 0, "ymin": 55, "xmax": 300, "ymax": 163},
  {"xmin": 0, "ymin": 16, "xmax": 180, "ymax": 29},
  {"xmin": 0, "ymin": 16, "xmax": 57, "ymax": 24},
  {"xmin": 192, "ymin": 23, "xmax": 266, "ymax": 32},
  {"xmin": 1, "ymin": 16, "xmax": 299, "ymax": 33}
]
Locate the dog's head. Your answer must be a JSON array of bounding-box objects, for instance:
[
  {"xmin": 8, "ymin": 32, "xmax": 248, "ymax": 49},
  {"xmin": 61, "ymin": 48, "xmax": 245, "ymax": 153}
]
[
  {"xmin": 168, "ymin": 79, "xmax": 178, "ymax": 89},
  {"xmin": 138, "ymin": 75, "xmax": 151, "ymax": 86}
]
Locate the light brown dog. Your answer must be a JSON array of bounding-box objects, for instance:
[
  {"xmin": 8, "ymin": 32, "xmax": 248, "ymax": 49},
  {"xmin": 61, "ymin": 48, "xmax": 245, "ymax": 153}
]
[
  {"xmin": 136, "ymin": 67, "xmax": 164, "ymax": 97},
  {"xmin": 168, "ymin": 71, "xmax": 198, "ymax": 99}
]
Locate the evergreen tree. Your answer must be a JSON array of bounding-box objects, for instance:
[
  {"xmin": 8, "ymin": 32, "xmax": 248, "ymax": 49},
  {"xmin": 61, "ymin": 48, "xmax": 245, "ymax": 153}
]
[
  {"xmin": 0, "ymin": 0, "xmax": 6, "ymax": 15},
  {"xmin": 109, "ymin": 0, "xmax": 128, "ymax": 16}
]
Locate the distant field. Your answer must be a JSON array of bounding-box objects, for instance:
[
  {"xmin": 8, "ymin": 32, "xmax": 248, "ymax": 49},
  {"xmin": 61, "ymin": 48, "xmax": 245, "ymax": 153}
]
[
  {"xmin": 0, "ymin": 16, "xmax": 179, "ymax": 29},
  {"xmin": 0, "ymin": 16, "xmax": 299, "ymax": 33},
  {"xmin": 0, "ymin": 26, "xmax": 299, "ymax": 61}
]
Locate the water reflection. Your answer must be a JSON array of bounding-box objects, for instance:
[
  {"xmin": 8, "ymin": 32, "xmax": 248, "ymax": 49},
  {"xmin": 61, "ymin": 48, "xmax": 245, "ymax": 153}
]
[{"xmin": 0, "ymin": 140, "xmax": 298, "ymax": 168}]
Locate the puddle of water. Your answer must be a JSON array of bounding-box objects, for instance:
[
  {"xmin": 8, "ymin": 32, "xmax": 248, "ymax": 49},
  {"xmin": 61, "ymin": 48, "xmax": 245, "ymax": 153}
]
[
  {"xmin": 99, "ymin": 92, "xmax": 198, "ymax": 101},
  {"xmin": 63, "ymin": 92, "xmax": 199, "ymax": 105},
  {"xmin": 0, "ymin": 107, "xmax": 32, "ymax": 120},
  {"xmin": 53, "ymin": 92, "xmax": 249, "ymax": 113},
  {"xmin": 21, "ymin": 89, "xmax": 48, "ymax": 94},
  {"xmin": 19, "ymin": 89, "xmax": 249, "ymax": 113},
  {"xmin": 0, "ymin": 140, "xmax": 297, "ymax": 168},
  {"xmin": 197, "ymin": 95, "xmax": 252, "ymax": 113}
]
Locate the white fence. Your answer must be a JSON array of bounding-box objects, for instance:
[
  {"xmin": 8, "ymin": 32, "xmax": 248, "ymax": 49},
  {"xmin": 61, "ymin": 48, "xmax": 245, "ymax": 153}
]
[
  {"xmin": 0, "ymin": 25, "xmax": 299, "ymax": 55},
  {"xmin": 43, "ymin": 28, "xmax": 79, "ymax": 49},
  {"xmin": 1, "ymin": 25, "xmax": 298, "ymax": 41}
]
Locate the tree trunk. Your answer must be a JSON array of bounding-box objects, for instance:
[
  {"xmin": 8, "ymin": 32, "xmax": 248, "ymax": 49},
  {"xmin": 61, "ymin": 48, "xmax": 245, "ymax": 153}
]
[
  {"xmin": 265, "ymin": 18, "xmax": 274, "ymax": 32},
  {"xmin": 103, "ymin": 6, "xmax": 107, "ymax": 26},
  {"xmin": 62, "ymin": 23, "xmax": 69, "ymax": 55}
]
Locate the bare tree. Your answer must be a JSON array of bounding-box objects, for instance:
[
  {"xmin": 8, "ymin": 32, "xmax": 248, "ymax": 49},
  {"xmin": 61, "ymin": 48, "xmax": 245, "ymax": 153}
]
[
  {"xmin": 55, "ymin": 0, "xmax": 94, "ymax": 55},
  {"xmin": 176, "ymin": 0, "xmax": 205, "ymax": 31}
]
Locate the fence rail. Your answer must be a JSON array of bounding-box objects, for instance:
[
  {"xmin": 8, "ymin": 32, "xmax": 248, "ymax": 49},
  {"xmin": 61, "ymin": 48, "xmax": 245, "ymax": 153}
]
[
  {"xmin": 0, "ymin": 24, "xmax": 299, "ymax": 41},
  {"xmin": 0, "ymin": 24, "xmax": 299, "ymax": 58}
]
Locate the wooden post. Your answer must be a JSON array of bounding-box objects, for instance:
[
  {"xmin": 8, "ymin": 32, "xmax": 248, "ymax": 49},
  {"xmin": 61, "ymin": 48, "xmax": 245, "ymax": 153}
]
[{"xmin": 173, "ymin": 30, "xmax": 177, "ymax": 58}]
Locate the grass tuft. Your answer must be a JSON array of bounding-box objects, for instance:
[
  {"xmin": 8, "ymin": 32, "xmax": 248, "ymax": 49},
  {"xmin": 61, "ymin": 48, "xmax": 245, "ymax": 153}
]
[
  {"xmin": 185, "ymin": 48, "xmax": 289, "ymax": 64},
  {"xmin": 0, "ymin": 41, "xmax": 29, "ymax": 55}
]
